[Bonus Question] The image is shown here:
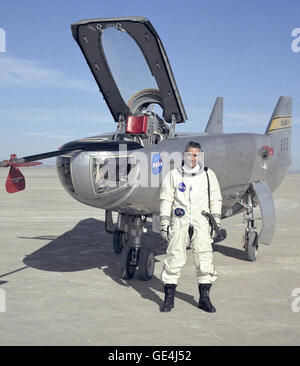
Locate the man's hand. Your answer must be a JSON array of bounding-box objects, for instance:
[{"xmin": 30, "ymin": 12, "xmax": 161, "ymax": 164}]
[
  {"xmin": 212, "ymin": 223, "xmax": 221, "ymax": 240},
  {"xmin": 160, "ymin": 216, "xmax": 170, "ymax": 241},
  {"xmin": 211, "ymin": 215, "xmax": 227, "ymax": 242}
]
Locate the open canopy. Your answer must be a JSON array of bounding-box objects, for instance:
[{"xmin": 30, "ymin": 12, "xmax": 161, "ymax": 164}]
[{"xmin": 71, "ymin": 17, "xmax": 187, "ymax": 123}]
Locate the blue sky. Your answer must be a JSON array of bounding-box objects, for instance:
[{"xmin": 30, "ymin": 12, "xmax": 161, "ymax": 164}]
[{"xmin": 0, "ymin": 0, "xmax": 300, "ymax": 169}]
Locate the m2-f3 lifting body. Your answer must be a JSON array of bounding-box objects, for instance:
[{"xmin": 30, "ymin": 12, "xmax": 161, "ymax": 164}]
[{"xmin": 0, "ymin": 17, "xmax": 292, "ymax": 280}]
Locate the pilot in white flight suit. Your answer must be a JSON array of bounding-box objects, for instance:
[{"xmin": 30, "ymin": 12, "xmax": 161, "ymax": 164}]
[{"xmin": 160, "ymin": 141, "xmax": 222, "ymax": 312}]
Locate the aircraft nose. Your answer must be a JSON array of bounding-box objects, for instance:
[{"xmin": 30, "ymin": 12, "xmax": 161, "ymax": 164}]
[
  {"xmin": 57, "ymin": 156, "xmax": 75, "ymax": 194},
  {"xmin": 91, "ymin": 154, "xmax": 138, "ymax": 196}
]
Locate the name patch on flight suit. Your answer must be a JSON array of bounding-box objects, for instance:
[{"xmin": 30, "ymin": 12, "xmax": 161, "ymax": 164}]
[
  {"xmin": 174, "ymin": 208, "xmax": 185, "ymax": 217},
  {"xmin": 178, "ymin": 182, "xmax": 186, "ymax": 192}
]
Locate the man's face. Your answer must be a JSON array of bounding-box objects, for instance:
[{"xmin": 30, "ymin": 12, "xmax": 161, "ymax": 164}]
[{"xmin": 184, "ymin": 147, "xmax": 201, "ymax": 168}]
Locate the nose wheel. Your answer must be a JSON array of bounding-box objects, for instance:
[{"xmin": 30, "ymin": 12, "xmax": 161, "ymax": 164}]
[
  {"xmin": 120, "ymin": 246, "xmax": 139, "ymax": 279},
  {"xmin": 113, "ymin": 228, "xmax": 128, "ymax": 254},
  {"xmin": 120, "ymin": 246, "xmax": 155, "ymax": 280},
  {"xmin": 117, "ymin": 215, "xmax": 155, "ymax": 280},
  {"xmin": 139, "ymin": 247, "xmax": 155, "ymax": 281}
]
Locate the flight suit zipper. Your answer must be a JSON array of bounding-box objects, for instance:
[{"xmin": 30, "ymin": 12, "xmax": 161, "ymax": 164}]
[
  {"xmin": 189, "ymin": 185, "xmax": 192, "ymax": 226},
  {"xmin": 189, "ymin": 185, "xmax": 194, "ymax": 240}
]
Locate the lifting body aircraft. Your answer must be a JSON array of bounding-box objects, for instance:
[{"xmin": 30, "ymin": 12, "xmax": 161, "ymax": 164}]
[{"xmin": 0, "ymin": 17, "xmax": 292, "ymax": 280}]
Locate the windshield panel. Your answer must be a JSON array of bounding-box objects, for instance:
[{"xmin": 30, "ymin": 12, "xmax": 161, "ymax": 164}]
[
  {"xmin": 91, "ymin": 155, "xmax": 137, "ymax": 195},
  {"xmin": 101, "ymin": 26, "xmax": 158, "ymax": 104}
]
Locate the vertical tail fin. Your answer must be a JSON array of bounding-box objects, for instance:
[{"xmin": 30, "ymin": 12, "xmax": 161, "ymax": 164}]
[
  {"xmin": 265, "ymin": 96, "xmax": 292, "ymax": 134},
  {"xmin": 205, "ymin": 97, "xmax": 223, "ymax": 134},
  {"xmin": 265, "ymin": 96, "xmax": 292, "ymax": 177}
]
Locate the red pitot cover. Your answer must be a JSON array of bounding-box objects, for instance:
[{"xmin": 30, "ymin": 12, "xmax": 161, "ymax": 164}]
[{"xmin": 6, "ymin": 166, "xmax": 26, "ymax": 193}]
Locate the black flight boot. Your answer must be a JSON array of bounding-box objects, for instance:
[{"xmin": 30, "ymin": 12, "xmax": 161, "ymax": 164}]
[
  {"xmin": 160, "ymin": 284, "xmax": 177, "ymax": 312},
  {"xmin": 198, "ymin": 283, "xmax": 216, "ymax": 313}
]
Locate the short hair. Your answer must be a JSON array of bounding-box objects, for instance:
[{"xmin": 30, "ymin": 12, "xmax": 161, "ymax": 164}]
[{"xmin": 184, "ymin": 141, "xmax": 201, "ymax": 152}]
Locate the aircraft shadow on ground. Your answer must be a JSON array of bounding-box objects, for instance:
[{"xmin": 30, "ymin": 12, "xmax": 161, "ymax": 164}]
[
  {"xmin": 22, "ymin": 218, "xmax": 126, "ymax": 272},
  {"xmin": 213, "ymin": 243, "xmax": 248, "ymax": 261},
  {"xmin": 19, "ymin": 218, "xmax": 247, "ymax": 308},
  {"xmin": 21, "ymin": 218, "xmax": 166, "ymax": 272},
  {"xmin": 21, "ymin": 217, "xmax": 198, "ymax": 309},
  {"xmin": 21, "ymin": 218, "xmax": 247, "ymax": 273}
]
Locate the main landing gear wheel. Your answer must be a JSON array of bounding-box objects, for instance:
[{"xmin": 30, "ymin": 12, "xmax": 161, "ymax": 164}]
[
  {"xmin": 113, "ymin": 228, "xmax": 128, "ymax": 254},
  {"xmin": 245, "ymin": 230, "xmax": 258, "ymax": 262}
]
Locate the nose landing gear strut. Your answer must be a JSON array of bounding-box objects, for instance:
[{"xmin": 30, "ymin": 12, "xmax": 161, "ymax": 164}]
[{"xmin": 116, "ymin": 214, "xmax": 155, "ymax": 280}]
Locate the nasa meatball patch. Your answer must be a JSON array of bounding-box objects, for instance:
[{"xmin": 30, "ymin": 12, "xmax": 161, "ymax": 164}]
[{"xmin": 178, "ymin": 182, "xmax": 186, "ymax": 192}]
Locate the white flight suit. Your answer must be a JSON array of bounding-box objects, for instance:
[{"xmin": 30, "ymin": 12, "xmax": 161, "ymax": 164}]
[{"xmin": 160, "ymin": 163, "xmax": 222, "ymax": 285}]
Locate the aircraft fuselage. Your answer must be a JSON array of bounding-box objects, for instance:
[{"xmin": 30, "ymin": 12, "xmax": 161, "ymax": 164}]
[{"xmin": 56, "ymin": 130, "xmax": 290, "ymax": 218}]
